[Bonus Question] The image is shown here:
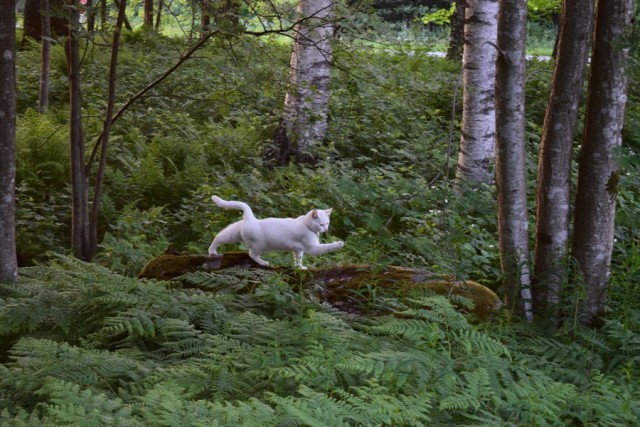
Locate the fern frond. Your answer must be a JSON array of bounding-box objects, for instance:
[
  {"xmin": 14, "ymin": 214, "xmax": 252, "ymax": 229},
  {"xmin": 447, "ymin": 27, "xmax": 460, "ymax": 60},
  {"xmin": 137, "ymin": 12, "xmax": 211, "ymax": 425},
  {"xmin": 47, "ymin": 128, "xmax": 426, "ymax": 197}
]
[
  {"xmin": 101, "ymin": 308, "xmax": 158, "ymax": 339},
  {"xmin": 37, "ymin": 379, "xmax": 140, "ymax": 426},
  {"xmin": 452, "ymin": 329, "xmax": 511, "ymax": 360},
  {"xmin": 6, "ymin": 338, "xmax": 151, "ymax": 397}
]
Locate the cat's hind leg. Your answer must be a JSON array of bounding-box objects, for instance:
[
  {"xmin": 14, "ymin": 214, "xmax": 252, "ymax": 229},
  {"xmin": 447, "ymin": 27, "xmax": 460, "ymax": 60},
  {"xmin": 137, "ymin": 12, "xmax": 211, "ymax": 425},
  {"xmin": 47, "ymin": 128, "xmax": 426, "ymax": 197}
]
[
  {"xmin": 208, "ymin": 221, "xmax": 242, "ymax": 255},
  {"xmin": 248, "ymin": 250, "xmax": 270, "ymax": 267}
]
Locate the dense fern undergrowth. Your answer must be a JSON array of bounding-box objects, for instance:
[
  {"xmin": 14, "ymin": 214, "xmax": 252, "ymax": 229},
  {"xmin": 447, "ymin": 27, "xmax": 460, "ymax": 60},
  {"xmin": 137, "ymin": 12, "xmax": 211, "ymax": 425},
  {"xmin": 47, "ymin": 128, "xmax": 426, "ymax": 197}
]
[
  {"xmin": 5, "ymin": 24, "xmax": 640, "ymax": 425},
  {"xmin": 1, "ymin": 256, "xmax": 638, "ymax": 425}
]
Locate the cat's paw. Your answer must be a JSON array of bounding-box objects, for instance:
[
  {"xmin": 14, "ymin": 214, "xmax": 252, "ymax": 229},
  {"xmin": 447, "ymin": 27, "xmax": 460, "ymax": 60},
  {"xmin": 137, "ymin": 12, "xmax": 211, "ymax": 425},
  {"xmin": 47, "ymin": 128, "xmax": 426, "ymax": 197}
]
[{"xmin": 335, "ymin": 241, "xmax": 345, "ymax": 248}]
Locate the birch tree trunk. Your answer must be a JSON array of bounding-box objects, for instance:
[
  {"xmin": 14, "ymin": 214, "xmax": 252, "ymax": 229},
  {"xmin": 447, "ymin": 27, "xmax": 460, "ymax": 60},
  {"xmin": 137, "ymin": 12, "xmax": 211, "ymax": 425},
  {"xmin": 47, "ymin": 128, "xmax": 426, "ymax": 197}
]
[
  {"xmin": 533, "ymin": 0, "xmax": 595, "ymax": 315},
  {"xmin": 0, "ymin": 2, "xmax": 18, "ymax": 283},
  {"xmin": 276, "ymin": 0, "xmax": 333, "ymax": 163},
  {"xmin": 495, "ymin": 0, "xmax": 532, "ymax": 320},
  {"xmin": 572, "ymin": 0, "xmax": 633, "ymax": 325},
  {"xmin": 456, "ymin": 0, "xmax": 498, "ymax": 186}
]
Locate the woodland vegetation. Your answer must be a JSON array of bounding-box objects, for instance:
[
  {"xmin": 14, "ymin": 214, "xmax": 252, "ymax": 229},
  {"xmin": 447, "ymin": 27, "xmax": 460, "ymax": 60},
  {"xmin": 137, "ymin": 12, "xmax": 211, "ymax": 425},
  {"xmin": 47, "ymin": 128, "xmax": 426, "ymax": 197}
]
[{"xmin": 1, "ymin": 0, "xmax": 640, "ymax": 425}]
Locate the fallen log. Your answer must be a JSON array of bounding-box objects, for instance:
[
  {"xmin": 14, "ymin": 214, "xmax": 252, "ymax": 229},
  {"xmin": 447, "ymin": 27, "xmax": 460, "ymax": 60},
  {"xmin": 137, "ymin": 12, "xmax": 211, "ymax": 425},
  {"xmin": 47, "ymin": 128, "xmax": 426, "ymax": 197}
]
[{"xmin": 139, "ymin": 251, "xmax": 502, "ymax": 320}]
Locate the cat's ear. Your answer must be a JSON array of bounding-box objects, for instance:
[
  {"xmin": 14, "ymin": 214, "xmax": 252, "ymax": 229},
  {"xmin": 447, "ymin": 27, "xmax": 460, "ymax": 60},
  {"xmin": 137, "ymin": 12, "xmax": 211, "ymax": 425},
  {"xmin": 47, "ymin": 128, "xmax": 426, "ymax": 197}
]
[
  {"xmin": 312, "ymin": 209, "xmax": 319, "ymax": 219},
  {"xmin": 324, "ymin": 208, "xmax": 333, "ymax": 216}
]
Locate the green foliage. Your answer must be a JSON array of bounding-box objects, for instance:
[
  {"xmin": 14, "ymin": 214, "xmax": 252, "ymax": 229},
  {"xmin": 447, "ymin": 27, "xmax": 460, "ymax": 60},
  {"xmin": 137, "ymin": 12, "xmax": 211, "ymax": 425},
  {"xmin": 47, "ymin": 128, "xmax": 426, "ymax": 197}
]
[
  {"xmin": 528, "ymin": 0, "xmax": 561, "ymax": 22},
  {"xmin": 1, "ymin": 259, "xmax": 638, "ymax": 425},
  {"xmin": 421, "ymin": 3, "xmax": 455, "ymax": 26}
]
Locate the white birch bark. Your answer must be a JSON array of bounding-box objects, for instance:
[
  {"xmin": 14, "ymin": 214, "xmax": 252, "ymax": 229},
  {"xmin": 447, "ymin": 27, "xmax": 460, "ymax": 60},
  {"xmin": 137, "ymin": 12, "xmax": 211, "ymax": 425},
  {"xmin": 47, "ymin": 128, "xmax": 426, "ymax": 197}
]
[
  {"xmin": 572, "ymin": 0, "xmax": 633, "ymax": 324},
  {"xmin": 534, "ymin": 0, "xmax": 595, "ymax": 313},
  {"xmin": 456, "ymin": 0, "xmax": 498, "ymax": 186},
  {"xmin": 282, "ymin": 0, "xmax": 333, "ymax": 158},
  {"xmin": 0, "ymin": 3, "xmax": 18, "ymax": 282},
  {"xmin": 495, "ymin": 0, "xmax": 532, "ymax": 321}
]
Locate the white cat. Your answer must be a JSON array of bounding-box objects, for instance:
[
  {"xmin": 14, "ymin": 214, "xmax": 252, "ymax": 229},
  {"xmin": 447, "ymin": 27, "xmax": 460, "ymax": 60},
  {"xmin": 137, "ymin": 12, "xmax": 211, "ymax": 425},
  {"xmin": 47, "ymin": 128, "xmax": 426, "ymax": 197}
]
[{"xmin": 208, "ymin": 195, "xmax": 344, "ymax": 269}]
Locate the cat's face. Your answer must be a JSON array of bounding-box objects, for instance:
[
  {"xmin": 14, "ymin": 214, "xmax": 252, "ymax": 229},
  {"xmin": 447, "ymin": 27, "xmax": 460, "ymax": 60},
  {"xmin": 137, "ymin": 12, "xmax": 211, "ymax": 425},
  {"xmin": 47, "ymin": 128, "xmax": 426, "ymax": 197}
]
[{"xmin": 307, "ymin": 208, "xmax": 332, "ymax": 234}]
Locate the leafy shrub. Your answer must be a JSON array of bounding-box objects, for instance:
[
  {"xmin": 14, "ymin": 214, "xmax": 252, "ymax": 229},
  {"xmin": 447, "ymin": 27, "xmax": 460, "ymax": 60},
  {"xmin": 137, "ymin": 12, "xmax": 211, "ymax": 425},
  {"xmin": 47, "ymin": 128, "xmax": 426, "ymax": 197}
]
[{"xmin": 96, "ymin": 206, "xmax": 170, "ymax": 276}]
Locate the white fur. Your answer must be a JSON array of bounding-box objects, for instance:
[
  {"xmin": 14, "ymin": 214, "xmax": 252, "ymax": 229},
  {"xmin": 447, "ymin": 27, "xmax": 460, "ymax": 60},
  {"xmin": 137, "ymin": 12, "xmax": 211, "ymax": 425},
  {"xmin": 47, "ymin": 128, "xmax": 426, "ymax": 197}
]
[{"xmin": 208, "ymin": 195, "xmax": 344, "ymax": 269}]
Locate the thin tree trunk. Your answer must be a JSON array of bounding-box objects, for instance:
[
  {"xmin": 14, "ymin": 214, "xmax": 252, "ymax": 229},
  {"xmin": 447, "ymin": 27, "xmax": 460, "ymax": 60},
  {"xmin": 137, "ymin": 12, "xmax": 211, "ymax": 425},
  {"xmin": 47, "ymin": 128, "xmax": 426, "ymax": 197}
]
[
  {"xmin": 447, "ymin": 0, "xmax": 466, "ymax": 61},
  {"xmin": 278, "ymin": 0, "xmax": 334, "ymax": 163},
  {"xmin": 533, "ymin": 0, "xmax": 595, "ymax": 316},
  {"xmin": 201, "ymin": 0, "xmax": 210, "ymax": 39},
  {"xmin": 572, "ymin": 0, "xmax": 633, "ymax": 325},
  {"xmin": 65, "ymin": 0, "xmax": 90, "ymax": 261},
  {"xmin": 156, "ymin": 0, "xmax": 163, "ymax": 31},
  {"xmin": 114, "ymin": 0, "xmax": 133, "ymax": 32},
  {"xmin": 86, "ymin": 0, "xmax": 96, "ymax": 32},
  {"xmin": 495, "ymin": 0, "xmax": 532, "ymax": 320},
  {"xmin": 39, "ymin": 0, "xmax": 51, "ymax": 113},
  {"xmin": 101, "ymin": 0, "xmax": 108, "ymax": 29},
  {"xmin": 456, "ymin": 0, "xmax": 498, "ymax": 186},
  {"xmin": 88, "ymin": 0, "xmax": 127, "ymax": 258},
  {"xmin": 0, "ymin": 1, "xmax": 18, "ymax": 282}
]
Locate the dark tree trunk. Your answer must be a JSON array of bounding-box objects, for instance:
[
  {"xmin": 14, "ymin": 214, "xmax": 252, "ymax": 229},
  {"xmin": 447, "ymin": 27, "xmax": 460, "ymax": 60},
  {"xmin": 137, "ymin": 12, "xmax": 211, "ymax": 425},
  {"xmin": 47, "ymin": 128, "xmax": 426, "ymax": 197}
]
[
  {"xmin": 495, "ymin": 0, "xmax": 532, "ymax": 320},
  {"xmin": 89, "ymin": 0, "xmax": 127, "ymax": 258},
  {"xmin": 22, "ymin": 0, "xmax": 68, "ymax": 44},
  {"xmin": 447, "ymin": 0, "xmax": 465, "ymax": 61},
  {"xmin": 572, "ymin": 0, "xmax": 633, "ymax": 326},
  {"xmin": 0, "ymin": 0, "xmax": 18, "ymax": 282},
  {"xmin": 144, "ymin": 0, "xmax": 154, "ymax": 27},
  {"xmin": 39, "ymin": 0, "xmax": 51, "ymax": 113},
  {"xmin": 65, "ymin": 0, "xmax": 91, "ymax": 261},
  {"xmin": 86, "ymin": 0, "xmax": 96, "ymax": 32},
  {"xmin": 114, "ymin": 0, "xmax": 133, "ymax": 31},
  {"xmin": 533, "ymin": 0, "xmax": 595, "ymax": 317},
  {"xmin": 101, "ymin": 0, "xmax": 108, "ymax": 29},
  {"xmin": 201, "ymin": 0, "xmax": 211, "ymax": 39},
  {"xmin": 156, "ymin": 0, "xmax": 163, "ymax": 30},
  {"xmin": 23, "ymin": 0, "xmax": 43, "ymax": 41}
]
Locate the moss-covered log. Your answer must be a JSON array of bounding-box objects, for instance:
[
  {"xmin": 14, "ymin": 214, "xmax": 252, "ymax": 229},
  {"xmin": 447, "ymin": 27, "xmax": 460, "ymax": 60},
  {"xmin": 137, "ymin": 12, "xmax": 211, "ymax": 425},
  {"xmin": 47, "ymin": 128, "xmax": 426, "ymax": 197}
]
[{"xmin": 139, "ymin": 251, "xmax": 502, "ymax": 320}]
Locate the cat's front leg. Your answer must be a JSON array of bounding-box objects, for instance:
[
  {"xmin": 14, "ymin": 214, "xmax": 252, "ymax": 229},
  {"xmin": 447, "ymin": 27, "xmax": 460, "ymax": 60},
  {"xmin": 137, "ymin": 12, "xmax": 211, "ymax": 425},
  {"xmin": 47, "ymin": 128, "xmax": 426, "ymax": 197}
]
[
  {"xmin": 293, "ymin": 251, "xmax": 307, "ymax": 269},
  {"xmin": 306, "ymin": 241, "xmax": 344, "ymax": 255}
]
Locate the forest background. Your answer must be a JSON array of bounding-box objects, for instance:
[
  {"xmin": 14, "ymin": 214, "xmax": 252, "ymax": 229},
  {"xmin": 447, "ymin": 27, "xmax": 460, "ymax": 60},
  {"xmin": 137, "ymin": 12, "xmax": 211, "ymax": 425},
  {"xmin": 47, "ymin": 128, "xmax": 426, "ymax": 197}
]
[{"xmin": 1, "ymin": 0, "xmax": 640, "ymax": 424}]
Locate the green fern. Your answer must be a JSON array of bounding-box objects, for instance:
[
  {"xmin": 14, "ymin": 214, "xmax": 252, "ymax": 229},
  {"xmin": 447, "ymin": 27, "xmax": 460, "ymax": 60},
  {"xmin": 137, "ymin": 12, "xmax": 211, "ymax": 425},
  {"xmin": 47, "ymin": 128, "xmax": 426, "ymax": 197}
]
[{"xmin": 37, "ymin": 379, "xmax": 140, "ymax": 426}]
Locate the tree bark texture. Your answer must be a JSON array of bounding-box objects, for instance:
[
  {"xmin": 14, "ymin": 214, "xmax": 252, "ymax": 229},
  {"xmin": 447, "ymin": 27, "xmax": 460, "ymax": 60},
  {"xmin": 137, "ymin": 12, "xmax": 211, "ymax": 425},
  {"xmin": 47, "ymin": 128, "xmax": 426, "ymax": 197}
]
[
  {"xmin": 456, "ymin": 0, "xmax": 498, "ymax": 186},
  {"xmin": 89, "ymin": 0, "xmax": 127, "ymax": 259},
  {"xmin": 39, "ymin": 0, "xmax": 51, "ymax": 113},
  {"xmin": 447, "ymin": 0, "xmax": 466, "ymax": 61},
  {"xmin": 0, "ymin": 1, "xmax": 18, "ymax": 282},
  {"xmin": 144, "ymin": 0, "xmax": 154, "ymax": 27},
  {"xmin": 281, "ymin": 0, "xmax": 333, "ymax": 160},
  {"xmin": 495, "ymin": 0, "xmax": 532, "ymax": 320},
  {"xmin": 65, "ymin": 1, "xmax": 90, "ymax": 261},
  {"xmin": 572, "ymin": 0, "xmax": 633, "ymax": 324},
  {"xmin": 533, "ymin": 0, "xmax": 595, "ymax": 315},
  {"xmin": 22, "ymin": 0, "xmax": 68, "ymax": 43}
]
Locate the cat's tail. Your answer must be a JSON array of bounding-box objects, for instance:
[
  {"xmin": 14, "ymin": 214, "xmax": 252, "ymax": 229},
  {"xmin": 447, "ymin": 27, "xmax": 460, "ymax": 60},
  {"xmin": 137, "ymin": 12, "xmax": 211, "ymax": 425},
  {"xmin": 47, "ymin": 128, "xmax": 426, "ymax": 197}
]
[{"xmin": 211, "ymin": 195, "xmax": 255, "ymax": 220}]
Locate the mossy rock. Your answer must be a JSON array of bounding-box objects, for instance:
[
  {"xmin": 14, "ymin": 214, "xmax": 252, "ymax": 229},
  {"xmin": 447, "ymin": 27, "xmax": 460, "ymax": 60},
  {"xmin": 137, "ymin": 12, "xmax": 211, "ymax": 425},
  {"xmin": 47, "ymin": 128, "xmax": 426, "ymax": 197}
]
[{"xmin": 139, "ymin": 251, "xmax": 501, "ymax": 320}]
